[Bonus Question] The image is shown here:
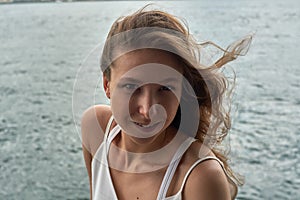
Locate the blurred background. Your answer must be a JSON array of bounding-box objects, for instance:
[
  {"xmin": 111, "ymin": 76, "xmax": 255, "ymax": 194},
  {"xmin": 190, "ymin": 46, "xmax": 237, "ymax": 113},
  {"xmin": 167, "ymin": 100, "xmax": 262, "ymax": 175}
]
[{"xmin": 0, "ymin": 0, "xmax": 299, "ymax": 199}]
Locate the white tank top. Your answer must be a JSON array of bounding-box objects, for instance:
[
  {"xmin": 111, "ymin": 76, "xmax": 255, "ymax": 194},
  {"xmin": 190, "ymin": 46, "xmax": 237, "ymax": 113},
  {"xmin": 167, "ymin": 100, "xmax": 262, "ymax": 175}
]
[{"xmin": 92, "ymin": 116, "xmax": 234, "ymax": 200}]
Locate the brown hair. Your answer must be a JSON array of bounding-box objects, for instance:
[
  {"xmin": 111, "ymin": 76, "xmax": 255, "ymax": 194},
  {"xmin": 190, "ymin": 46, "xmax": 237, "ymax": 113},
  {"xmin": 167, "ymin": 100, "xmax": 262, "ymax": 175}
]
[{"xmin": 100, "ymin": 5, "xmax": 252, "ymax": 198}]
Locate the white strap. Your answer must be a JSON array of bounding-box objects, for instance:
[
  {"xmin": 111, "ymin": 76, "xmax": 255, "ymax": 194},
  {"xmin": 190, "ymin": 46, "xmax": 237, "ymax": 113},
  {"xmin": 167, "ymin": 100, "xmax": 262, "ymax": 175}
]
[
  {"xmin": 105, "ymin": 115, "xmax": 122, "ymax": 146},
  {"xmin": 107, "ymin": 125, "xmax": 121, "ymax": 145},
  {"xmin": 104, "ymin": 115, "xmax": 114, "ymax": 140},
  {"xmin": 156, "ymin": 137, "xmax": 196, "ymax": 199}
]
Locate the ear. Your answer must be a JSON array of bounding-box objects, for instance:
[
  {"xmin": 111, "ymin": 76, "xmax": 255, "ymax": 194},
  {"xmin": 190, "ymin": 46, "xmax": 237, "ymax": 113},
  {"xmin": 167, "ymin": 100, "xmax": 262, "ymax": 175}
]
[{"xmin": 103, "ymin": 75, "xmax": 110, "ymax": 99}]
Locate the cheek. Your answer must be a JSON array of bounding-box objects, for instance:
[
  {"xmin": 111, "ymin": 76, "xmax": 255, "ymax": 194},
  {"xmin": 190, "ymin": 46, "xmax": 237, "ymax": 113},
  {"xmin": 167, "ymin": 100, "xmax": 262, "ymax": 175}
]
[
  {"xmin": 128, "ymin": 96, "xmax": 137, "ymax": 115},
  {"xmin": 161, "ymin": 94, "xmax": 180, "ymax": 118},
  {"xmin": 110, "ymin": 90, "xmax": 131, "ymax": 119},
  {"xmin": 168, "ymin": 102, "xmax": 180, "ymax": 119}
]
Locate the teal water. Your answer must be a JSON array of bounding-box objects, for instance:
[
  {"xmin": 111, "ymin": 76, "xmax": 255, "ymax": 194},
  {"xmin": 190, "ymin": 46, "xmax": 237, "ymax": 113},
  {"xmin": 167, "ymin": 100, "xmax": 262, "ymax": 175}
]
[{"xmin": 0, "ymin": 0, "xmax": 299, "ymax": 199}]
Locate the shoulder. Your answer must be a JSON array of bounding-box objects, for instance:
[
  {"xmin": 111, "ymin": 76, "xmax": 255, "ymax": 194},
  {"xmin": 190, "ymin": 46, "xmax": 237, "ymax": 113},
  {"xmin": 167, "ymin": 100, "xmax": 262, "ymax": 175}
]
[
  {"xmin": 183, "ymin": 157, "xmax": 231, "ymax": 200},
  {"xmin": 81, "ymin": 104, "xmax": 111, "ymax": 127},
  {"xmin": 182, "ymin": 142, "xmax": 231, "ymax": 199},
  {"xmin": 81, "ymin": 105, "xmax": 112, "ymax": 156}
]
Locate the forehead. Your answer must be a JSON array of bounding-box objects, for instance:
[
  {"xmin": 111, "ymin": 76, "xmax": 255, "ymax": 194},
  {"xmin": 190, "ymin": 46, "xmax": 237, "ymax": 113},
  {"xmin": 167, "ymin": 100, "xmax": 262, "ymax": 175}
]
[{"xmin": 111, "ymin": 49, "xmax": 183, "ymax": 77}]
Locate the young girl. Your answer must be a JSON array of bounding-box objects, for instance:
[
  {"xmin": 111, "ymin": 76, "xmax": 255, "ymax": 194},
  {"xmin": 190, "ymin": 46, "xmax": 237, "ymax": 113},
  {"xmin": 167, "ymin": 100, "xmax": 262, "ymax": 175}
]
[{"xmin": 81, "ymin": 6, "xmax": 252, "ymax": 200}]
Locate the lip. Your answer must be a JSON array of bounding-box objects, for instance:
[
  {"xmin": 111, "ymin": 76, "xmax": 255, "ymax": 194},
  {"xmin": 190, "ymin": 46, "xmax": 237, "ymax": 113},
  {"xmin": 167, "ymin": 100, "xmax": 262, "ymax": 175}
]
[{"xmin": 132, "ymin": 121, "xmax": 162, "ymax": 133}]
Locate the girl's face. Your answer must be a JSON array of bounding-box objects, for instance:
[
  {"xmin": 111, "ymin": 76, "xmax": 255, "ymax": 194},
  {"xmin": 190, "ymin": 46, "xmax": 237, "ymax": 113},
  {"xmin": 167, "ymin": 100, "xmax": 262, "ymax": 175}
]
[{"xmin": 103, "ymin": 49, "xmax": 183, "ymax": 144}]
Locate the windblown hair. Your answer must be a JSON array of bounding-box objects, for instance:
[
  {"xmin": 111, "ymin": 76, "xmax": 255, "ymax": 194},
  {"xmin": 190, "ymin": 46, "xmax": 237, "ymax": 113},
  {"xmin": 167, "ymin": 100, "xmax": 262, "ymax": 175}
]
[{"xmin": 100, "ymin": 5, "xmax": 252, "ymax": 199}]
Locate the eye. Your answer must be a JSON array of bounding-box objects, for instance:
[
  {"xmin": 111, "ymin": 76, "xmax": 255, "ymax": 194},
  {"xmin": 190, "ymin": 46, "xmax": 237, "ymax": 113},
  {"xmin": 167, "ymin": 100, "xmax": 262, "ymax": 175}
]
[
  {"xmin": 159, "ymin": 85, "xmax": 175, "ymax": 91},
  {"xmin": 122, "ymin": 83, "xmax": 139, "ymax": 90}
]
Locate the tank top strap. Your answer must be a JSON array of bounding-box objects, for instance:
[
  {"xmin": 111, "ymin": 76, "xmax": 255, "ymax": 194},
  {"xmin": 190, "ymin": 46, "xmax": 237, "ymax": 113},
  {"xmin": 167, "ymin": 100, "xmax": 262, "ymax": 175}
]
[
  {"xmin": 156, "ymin": 137, "xmax": 196, "ymax": 200},
  {"xmin": 178, "ymin": 156, "xmax": 226, "ymax": 192},
  {"xmin": 104, "ymin": 115, "xmax": 114, "ymax": 140}
]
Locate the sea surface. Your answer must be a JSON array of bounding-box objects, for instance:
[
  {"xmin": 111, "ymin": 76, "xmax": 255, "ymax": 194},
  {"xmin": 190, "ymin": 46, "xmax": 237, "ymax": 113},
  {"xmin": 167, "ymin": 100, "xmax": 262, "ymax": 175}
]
[{"xmin": 0, "ymin": 0, "xmax": 299, "ymax": 199}]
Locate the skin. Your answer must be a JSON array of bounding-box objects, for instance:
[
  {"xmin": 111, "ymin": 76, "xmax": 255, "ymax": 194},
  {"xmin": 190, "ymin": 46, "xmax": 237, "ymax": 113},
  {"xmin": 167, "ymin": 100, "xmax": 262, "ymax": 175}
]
[
  {"xmin": 105, "ymin": 49, "xmax": 183, "ymax": 153},
  {"xmin": 82, "ymin": 49, "xmax": 232, "ymax": 200}
]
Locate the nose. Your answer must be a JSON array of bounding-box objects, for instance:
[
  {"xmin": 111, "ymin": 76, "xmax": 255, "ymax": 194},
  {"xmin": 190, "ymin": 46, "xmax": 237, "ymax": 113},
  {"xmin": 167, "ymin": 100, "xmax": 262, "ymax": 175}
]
[{"xmin": 137, "ymin": 87, "xmax": 157, "ymax": 120}]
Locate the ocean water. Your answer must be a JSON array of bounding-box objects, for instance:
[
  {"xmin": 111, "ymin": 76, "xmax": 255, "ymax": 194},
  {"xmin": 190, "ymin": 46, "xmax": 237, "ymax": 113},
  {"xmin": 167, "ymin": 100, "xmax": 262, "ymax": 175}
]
[{"xmin": 0, "ymin": 0, "xmax": 299, "ymax": 199}]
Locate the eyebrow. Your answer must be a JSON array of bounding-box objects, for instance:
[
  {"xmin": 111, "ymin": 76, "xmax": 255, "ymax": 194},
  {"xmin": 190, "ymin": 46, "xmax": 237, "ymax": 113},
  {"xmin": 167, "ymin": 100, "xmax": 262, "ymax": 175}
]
[
  {"xmin": 160, "ymin": 77, "xmax": 179, "ymax": 83},
  {"xmin": 119, "ymin": 77, "xmax": 142, "ymax": 83},
  {"xmin": 119, "ymin": 77, "xmax": 179, "ymax": 83}
]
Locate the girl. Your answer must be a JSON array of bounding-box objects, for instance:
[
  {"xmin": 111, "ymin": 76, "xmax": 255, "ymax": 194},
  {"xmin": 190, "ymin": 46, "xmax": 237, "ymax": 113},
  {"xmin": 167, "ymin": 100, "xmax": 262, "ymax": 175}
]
[{"xmin": 81, "ymin": 6, "xmax": 252, "ymax": 200}]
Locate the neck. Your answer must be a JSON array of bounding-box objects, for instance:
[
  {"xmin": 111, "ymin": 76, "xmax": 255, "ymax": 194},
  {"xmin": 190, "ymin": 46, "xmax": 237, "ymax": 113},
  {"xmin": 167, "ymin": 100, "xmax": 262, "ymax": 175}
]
[
  {"xmin": 108, "ymin": 127, "xmax": 188, "ymax": 173},
  {"xmin": 116, "ymin": 127, "xmax": 173, "ymax": 153}
]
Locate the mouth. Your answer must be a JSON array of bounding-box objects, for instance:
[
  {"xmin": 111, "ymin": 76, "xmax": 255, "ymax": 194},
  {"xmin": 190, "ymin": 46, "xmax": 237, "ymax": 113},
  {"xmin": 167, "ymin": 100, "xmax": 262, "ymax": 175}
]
[
  {"xmin": 132, "ymin": 121, "xmax": 162, "ymax": 132},
  {"xmin": 133, "ymin": 122, "xmax": 154, "ymax": 127}
]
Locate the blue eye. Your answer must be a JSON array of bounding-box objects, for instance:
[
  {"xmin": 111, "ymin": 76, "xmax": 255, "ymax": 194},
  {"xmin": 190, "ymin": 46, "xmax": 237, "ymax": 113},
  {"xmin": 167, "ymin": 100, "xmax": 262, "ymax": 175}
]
[{"xmin": 123, "ymin": 84, "xmax": 138, "ymax": 90}]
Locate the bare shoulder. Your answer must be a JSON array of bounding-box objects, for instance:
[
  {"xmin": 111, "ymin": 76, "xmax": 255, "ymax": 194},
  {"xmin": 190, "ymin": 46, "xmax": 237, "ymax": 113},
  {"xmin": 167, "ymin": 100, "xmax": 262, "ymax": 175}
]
[
  {"xmin": 81, "ymin": 104, "xmax": 111, "ymax": 127},
  {"xmin": 182, "ymin": 142, "xmax": 231, "ymax": 200},
  {"xmin": 81, "ymin": 104, "xmax": 112, "ymax": 156}
]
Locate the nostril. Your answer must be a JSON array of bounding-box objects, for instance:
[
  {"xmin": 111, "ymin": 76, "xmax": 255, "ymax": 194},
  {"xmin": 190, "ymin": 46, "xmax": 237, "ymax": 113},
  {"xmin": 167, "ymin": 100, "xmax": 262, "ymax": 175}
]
[{"xmin": 138, "ymin": 107, "xmax": 151, "ymax": 121}]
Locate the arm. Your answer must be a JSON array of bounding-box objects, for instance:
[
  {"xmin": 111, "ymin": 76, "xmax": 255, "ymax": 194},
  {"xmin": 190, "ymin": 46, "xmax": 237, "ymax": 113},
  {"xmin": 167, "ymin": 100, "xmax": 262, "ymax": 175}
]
[
  {"xmin": 82, "ymin": 143, "xmax": 93, "ymax": 200},
  {"xmin": 81, "ymin": 106, "xmax": 95, "ymax": 200},
  {"xmin": 184, "ymin": 159, "xmax": 231, "ymax": 200},
  {"xmin": 81, "ymin": 105, "xmax": 112, "ymax": 200}
]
